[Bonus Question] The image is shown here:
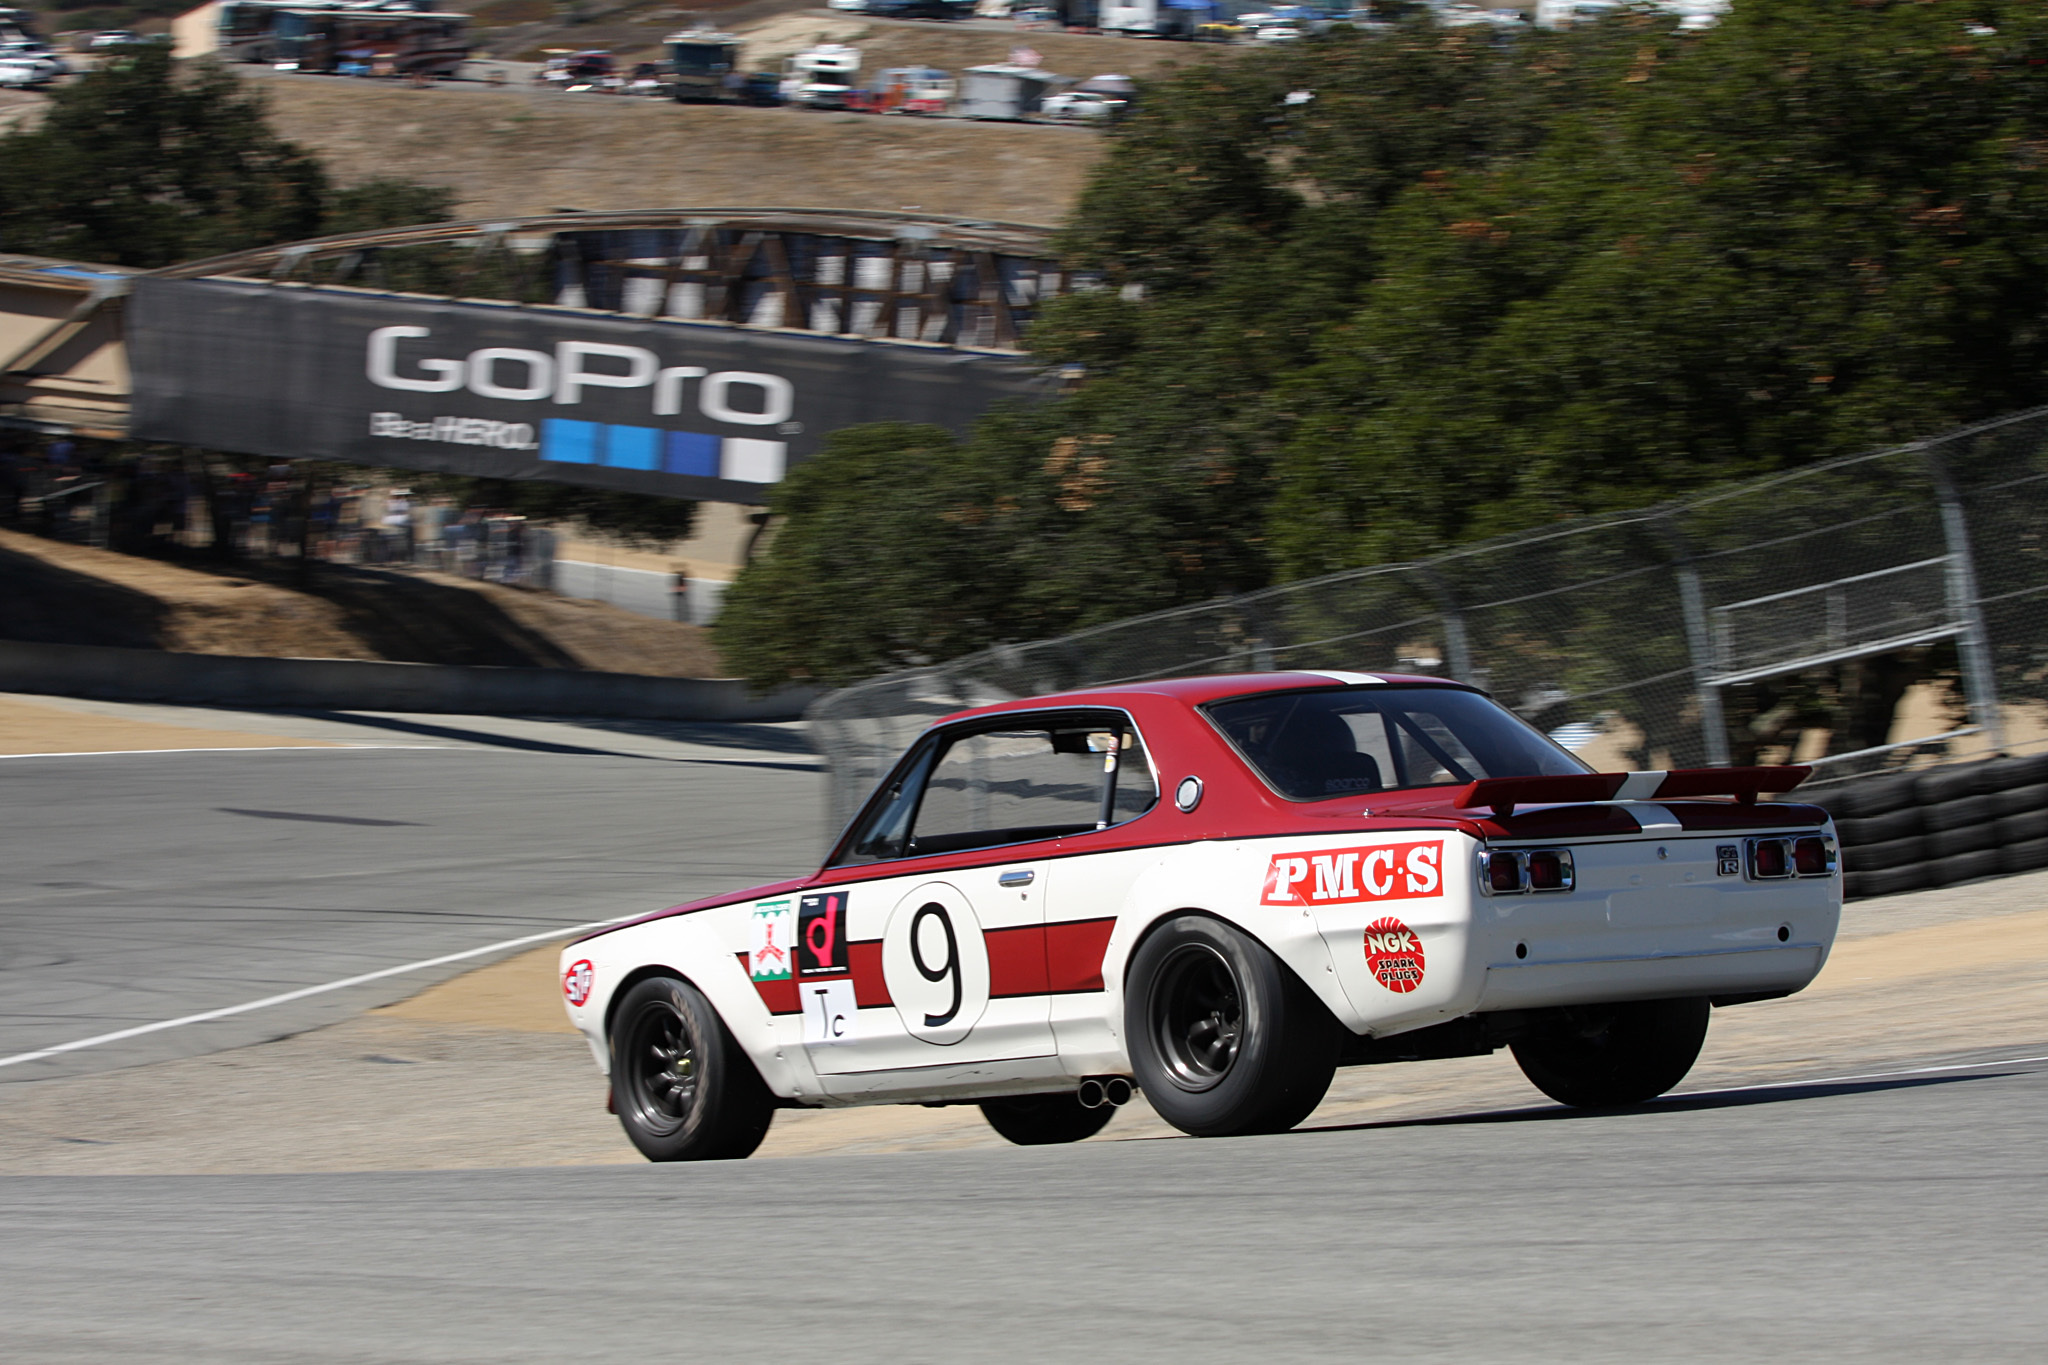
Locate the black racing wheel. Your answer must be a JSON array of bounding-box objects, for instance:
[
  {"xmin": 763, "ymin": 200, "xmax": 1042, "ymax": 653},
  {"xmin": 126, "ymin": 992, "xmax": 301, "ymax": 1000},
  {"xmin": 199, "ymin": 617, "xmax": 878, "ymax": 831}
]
[
  {"xmin": 1511, "ymin": 997, "xmax": 1711, "ymax": 1108},
  {"xmin": 610, "ymin": 975, "xmax": 776, "ymax": 1161},
  {"xmin": 1125, "ymin": 915, "xmax": 1340, "ymax": 1138},
  {"xmin": 978, "ymin": 1092, "xmax": 1116, "ymax": 1146}
]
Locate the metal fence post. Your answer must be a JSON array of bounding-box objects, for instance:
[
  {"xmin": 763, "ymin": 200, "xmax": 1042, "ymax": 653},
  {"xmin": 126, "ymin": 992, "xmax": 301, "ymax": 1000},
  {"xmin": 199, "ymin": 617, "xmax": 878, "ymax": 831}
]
[
  {"xmin": 1659, "ymin": 515, "xmax": 1732, "ymax": 768},
  {"xmin": 1922, "ymin": 443, "xmax": 2007, "ymax": 751},
  {"xmin": 1413, "ymin": 567, "xmax": 1474, "ymax": 683}
]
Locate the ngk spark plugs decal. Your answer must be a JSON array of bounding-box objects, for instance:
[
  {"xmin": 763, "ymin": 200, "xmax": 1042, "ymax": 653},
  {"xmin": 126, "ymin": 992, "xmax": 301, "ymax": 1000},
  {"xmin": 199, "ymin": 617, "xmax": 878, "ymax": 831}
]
[
  {"xmin": 1261, "ymin": 841, "xmax": 1443, "ymax": 906},
  {"xmin": 1363, "ymin": 918, "xmax": 1426, "ymax": 994}
]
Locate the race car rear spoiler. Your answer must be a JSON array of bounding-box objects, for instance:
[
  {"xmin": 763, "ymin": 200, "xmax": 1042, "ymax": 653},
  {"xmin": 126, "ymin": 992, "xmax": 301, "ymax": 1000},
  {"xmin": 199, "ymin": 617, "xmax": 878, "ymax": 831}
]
[{"xmin": 1455, "ymin": 766, "xmax": 1812, "ymax": 819}]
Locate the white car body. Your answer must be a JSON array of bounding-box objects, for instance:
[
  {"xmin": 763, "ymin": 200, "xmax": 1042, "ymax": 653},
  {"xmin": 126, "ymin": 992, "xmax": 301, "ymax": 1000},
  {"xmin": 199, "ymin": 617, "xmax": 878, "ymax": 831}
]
[{"xmin": 562, "ymin": 673, "xmax": 1841, "ymax": 1118}]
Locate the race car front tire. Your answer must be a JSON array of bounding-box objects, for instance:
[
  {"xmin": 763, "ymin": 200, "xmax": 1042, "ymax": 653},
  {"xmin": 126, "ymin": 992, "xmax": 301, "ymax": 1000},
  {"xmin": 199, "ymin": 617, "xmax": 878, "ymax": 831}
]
[
  {"xmin": 978, "ymin": 1092, "xmax": 1115, "ymax": 1145},
  {"xmin": 610, "ymin": 975, "xmax": 776, "ymax": 1161},
  {"xmin": 1125, "ymin": 915, "xmax": 1340, "ymax": 1138},
  {"xmin": 1510, "ymin": 997, "xmax": 1710, "ymax": 1108}
]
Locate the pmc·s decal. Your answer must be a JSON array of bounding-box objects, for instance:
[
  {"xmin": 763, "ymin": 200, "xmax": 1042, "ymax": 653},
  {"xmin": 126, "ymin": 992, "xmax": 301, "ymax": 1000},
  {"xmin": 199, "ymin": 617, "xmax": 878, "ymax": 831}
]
[{"xmin": 1262, "ymin": 840, "xmax": 1443, "ymax": 907}]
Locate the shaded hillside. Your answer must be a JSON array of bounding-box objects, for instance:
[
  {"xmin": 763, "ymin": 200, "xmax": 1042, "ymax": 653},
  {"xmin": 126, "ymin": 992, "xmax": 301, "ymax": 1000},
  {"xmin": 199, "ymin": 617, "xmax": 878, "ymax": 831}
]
[{"xmin": 0, "ymin": 530, "xmax": 725, "ymax": 676}]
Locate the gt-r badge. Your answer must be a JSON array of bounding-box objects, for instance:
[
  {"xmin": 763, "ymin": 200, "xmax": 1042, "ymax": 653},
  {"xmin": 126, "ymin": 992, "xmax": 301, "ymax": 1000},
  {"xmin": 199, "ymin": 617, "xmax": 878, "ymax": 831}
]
[
  {"xmin": 1261, "ymin": 841, "xmax": 1443, "ymax": 906},
  {"xmin": 749, "ymin": 899, "xmax": 794, "ymax": 982},
  {"xmin": 563, "ymin": 958, "xmax": 594, "ymax": 1006},
  {"xmin": 1717, "ymin": 845, "xmax": 1742, "ymax": 877},
  {"xmin": 1363, "ymin": 919, "xmax": 1425, "ymax": 993}
]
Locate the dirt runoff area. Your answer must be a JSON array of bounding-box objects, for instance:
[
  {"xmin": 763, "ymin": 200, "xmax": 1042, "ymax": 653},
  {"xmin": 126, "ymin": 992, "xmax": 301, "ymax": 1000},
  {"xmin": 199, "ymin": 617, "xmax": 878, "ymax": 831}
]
[
  {"xmin": 3, "ymin": 868, "xmax": 2043, "ymax": 1173},
  {"xmin": 0, "ymin": 529, "xmax": 724, "ymax": 676},
  {"xmin": 0, "ymin": 694, "xmax": 343, "ymax": 757}
]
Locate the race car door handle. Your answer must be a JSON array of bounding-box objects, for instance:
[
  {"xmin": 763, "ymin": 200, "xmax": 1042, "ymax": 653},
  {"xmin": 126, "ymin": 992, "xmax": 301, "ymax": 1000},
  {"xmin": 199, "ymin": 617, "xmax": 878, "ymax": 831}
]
[{"xmin": 997, "ymin": 869, "xmax": 1035, "ymax": 887}]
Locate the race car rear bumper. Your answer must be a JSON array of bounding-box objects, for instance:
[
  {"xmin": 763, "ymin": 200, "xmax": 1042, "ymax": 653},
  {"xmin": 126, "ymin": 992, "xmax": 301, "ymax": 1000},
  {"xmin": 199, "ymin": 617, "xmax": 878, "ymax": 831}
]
[{"xmin": 1474, "ymin": 940, "xmax": 1827, "ymax": 1012}]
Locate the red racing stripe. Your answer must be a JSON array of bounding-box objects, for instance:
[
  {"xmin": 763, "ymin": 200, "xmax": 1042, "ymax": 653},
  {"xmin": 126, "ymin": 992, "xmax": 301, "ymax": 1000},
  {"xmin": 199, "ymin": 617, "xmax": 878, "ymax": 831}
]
[
  {"xmin": 740, "ymin": 946, "xmax": 891, "ymax": 1015},
  {"xmin": 987, "ymin": 924, "xmax": 1051, "ymax": 998},
  {"xmin": 1045, "ymin": 919, "xmax": 1115, "ymax": 993},
  {"xmin": 742, "ymin": 919, "xmax": 1115, "ymax": 1015}
]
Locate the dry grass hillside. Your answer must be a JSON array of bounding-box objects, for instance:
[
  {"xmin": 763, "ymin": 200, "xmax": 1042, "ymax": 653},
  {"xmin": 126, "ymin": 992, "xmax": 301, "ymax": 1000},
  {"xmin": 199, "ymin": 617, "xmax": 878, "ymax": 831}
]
[
  {"xmin": 253, "ymin": 18, "xmax": 1239, "ymax": 223},
  {"xmin": 0, "ymin": 529, "xmax": 726, "ymax": 676},
  {"xmin": 258, "ymin": 77, "xmax": 1103, "ymax": 223}
]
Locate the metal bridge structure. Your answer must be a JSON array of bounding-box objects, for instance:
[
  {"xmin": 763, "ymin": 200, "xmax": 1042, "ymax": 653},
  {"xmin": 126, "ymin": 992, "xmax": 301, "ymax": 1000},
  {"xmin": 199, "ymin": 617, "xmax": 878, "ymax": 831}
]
[{"xmin": 0, "ymin": 207, "xmax": 1069, "ymax": 451}]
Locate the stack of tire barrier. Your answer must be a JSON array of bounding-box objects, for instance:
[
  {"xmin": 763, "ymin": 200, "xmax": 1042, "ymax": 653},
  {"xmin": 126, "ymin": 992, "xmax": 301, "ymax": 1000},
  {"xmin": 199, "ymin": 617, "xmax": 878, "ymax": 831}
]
[{"xmin": 1821, "ymin": 752, "xmax": 2048, "ymax": 899}]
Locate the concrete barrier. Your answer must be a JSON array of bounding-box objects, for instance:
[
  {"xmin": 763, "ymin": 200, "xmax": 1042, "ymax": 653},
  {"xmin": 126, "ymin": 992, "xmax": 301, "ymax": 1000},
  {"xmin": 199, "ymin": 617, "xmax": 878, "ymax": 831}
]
[{"xmin": 0, "ymin": 639, "xmax": 817, "ymax": 722}]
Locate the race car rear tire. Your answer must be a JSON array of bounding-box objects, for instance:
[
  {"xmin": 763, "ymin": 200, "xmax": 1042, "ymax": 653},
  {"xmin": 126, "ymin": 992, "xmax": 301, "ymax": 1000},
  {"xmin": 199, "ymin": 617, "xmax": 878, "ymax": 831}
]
[
  {"xmin": 1510, "ymin": 997, "xmax": 1710, "ymax": 1108},
  {"xmin": 1125, "ymin": 915, "xmax": 1340, "ymax": 1138},
  {"xmin": 610, "ymin": 975, "xmax": 776, "ymax": 1161},
  {"xmin": 978, "ymin": 1093, "xmax": 1115, "ymax": 1146}
]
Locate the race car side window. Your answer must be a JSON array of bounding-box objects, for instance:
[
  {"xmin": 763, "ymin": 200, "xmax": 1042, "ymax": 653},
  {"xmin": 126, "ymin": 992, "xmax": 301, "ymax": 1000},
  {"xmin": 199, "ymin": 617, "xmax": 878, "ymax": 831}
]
[
  {"xmin": 832, "ymin": 710, "xmax": 1156, "ymax": 866},
  {"xmin": 1204, "ymin": 685, "xmax": 1589, "ymax": 801},
  {"xmin": 841, "ymin": 736, "xmax": 942, "ymax": 865}
]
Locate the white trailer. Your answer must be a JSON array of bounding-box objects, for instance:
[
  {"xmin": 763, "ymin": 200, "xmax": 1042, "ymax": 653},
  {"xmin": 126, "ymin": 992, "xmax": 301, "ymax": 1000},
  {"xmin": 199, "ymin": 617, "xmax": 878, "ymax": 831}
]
[{"xmin": 958, "ymin": 62, "xmax": 1066, "ymax": 120}]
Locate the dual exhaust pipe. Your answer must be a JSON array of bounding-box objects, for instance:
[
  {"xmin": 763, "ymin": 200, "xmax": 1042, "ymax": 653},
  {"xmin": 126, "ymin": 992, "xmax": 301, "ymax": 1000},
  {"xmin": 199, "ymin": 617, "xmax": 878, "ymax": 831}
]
[{"xmin": 1076, "ymin": 1075, "xmax": 1135, "ymax": 1109}]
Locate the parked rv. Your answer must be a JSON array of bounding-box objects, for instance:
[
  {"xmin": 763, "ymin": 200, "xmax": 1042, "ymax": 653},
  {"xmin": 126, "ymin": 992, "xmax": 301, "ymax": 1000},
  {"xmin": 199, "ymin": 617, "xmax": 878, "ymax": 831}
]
[
  {"xmin": 782, "ymin": 42, "xmax": 861, "ymax": 108},
  {"xmin": 666, "ymin": 28, "xmax": 740, "ymax": 102},
  {"xmin": 218, "ymin": 0, "xmax": 469, "ymax": 78}
]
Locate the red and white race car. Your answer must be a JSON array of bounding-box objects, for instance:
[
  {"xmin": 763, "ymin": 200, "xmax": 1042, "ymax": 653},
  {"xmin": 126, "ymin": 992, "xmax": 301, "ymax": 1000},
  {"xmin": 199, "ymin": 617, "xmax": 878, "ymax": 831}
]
[{"xmin": 561, "ymin": 672, "xmax": 1842, "ymax": 1160}]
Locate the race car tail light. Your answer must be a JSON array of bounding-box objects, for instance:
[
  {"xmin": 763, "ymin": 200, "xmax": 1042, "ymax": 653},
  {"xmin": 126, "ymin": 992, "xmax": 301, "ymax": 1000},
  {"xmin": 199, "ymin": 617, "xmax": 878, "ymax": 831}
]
[
  {"xmin": 1748, "ymin": 837, "xmax": 1792, "ymax": 879},
  {"xmin": 1793, "ymin": 835, "xmax": 1837, "ymax": 877},
  {"xmin": 1526, "ymin": 849, "xmax": 1574, "ymax": 892},
  {"xmin": 1479, "ymin": 848, "xmax": 1574, "ymax": 895}
]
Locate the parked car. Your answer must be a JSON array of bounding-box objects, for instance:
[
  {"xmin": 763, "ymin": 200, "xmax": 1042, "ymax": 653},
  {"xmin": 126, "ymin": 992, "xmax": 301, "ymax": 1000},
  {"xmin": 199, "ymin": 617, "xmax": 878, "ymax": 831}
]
[
  {"xmin": 561, "ymin": 671, "xmax": 1841, "ymax": 1160},
  {"xmin": 1040, "ymin": 89, "xmax": 1121, "ymax": 122},
  {"xmin": 538, "ymin": 49, "xmax": 617, "ymax": 91},
  {"xmin": 88, "ymin": 29, "xmax": 139, "ymax": 48},
  {"xmin": 0, "ymin": 46, "xmax": 63, "ymax": 86},
  {"xmin": 866, "ymin": 0, "xmax": 973, "ymax": 16}
]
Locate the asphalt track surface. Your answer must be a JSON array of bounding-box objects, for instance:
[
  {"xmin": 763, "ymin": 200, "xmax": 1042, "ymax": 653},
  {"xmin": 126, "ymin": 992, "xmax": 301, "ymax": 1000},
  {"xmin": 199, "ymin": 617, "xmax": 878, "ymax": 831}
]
[
  {"xmin": 2, "ymin": 1052, "xmax": 2043, "ymax": 1362},
  {"xmin": 7, "ymin": 723, "xmax": 2046, "ymax": 1361},
  {"xmin": 0, "ymin": 719, "xmax": 821, "ymax": 1080}
]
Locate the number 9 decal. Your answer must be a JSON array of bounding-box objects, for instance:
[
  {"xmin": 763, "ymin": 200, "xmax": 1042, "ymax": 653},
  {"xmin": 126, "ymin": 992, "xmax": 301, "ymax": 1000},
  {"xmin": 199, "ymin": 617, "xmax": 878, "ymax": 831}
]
[{"xmin": 882, "ymin": 882, "xmax": 990, "ymax": 1046}]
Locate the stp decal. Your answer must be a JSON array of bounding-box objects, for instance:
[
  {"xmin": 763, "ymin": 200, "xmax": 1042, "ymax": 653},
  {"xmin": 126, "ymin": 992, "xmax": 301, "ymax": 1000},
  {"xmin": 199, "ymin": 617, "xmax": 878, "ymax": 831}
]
[
  {"xmin": 562, "ymin": 959, "xmax": 594, "ymax": 1007},
  {"xmin": 748, "ymin": 899, "xmax": 794, "ymax": 982},
  {"xmin": 1363, "ymin": 919, "xmax": 1426, "ymax": 994},
  {"xmin": 1261, "ymin": 841, "xmax": 1443, "ymax": 906},
  {"xmin": 799, "ymin": 891, "xmax": 850, "ymax": 976}
]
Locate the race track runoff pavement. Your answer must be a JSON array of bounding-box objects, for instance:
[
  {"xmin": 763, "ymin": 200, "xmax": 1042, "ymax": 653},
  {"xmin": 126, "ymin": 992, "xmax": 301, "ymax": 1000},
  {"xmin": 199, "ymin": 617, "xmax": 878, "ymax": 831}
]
[{"xmin": 2, "ymin": 696, "xmax": 2044, "ymax": 1361}]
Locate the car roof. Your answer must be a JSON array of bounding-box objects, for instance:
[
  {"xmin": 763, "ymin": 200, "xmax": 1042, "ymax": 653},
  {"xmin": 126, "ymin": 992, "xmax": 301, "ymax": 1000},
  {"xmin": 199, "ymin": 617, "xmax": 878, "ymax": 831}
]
[{"xmin": 935, "ymin": 670, "xmax": 1477, "ymax": 727}]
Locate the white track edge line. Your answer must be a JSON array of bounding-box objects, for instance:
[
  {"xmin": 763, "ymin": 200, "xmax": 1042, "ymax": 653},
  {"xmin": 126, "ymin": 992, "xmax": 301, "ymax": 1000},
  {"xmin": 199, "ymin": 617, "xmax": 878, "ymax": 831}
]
[
  {"xmin": 0, "ymin": 745, "xmax": 451, "ymax": 759},
  {"xmin": 0, "ymin": 914, "xmax": 639, "ymax": 1071},
  {"xmin": 1675, "ymin": 1052, "xmax": 2048, "ymax": 1098}
]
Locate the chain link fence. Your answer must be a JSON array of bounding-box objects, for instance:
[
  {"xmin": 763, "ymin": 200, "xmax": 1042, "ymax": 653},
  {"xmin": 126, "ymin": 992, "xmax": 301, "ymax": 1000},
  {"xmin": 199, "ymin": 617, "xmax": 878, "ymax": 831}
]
[{"xmin": 810, "ymin": 406, "xmax": 2048, "ymax": 839}]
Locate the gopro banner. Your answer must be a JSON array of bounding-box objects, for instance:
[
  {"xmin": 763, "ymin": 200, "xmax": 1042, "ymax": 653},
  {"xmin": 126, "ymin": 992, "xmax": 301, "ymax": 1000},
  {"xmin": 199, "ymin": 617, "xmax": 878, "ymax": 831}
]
[{"xmin": 126, "ymin": 277, "xmax": 1048, "ymax": 504}]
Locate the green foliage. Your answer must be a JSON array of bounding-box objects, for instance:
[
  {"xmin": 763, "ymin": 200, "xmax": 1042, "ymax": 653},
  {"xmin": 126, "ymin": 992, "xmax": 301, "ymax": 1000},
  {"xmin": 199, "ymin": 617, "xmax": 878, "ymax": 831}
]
[
  {"xmin": 584, "ymin": 5, "xmax": 2048, "ymax": 687},
  {"xmin": 0, "ymin": 48, "xmax": 452, "ymax": 267},
  {"xmin": 321, "ymin": 179, "xmax": 460, "ymax": 238},
  {"xmin": 712, "ymin": 425, "xmax": 1025, "ymax": 687}
]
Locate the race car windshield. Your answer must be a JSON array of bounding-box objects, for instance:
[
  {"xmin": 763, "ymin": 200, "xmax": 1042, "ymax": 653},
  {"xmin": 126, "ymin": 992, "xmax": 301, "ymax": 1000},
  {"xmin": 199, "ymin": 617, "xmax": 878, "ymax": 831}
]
[{"xmin": 1203, "ymin": 687, "xmax": 1592, "ymax": 801}]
